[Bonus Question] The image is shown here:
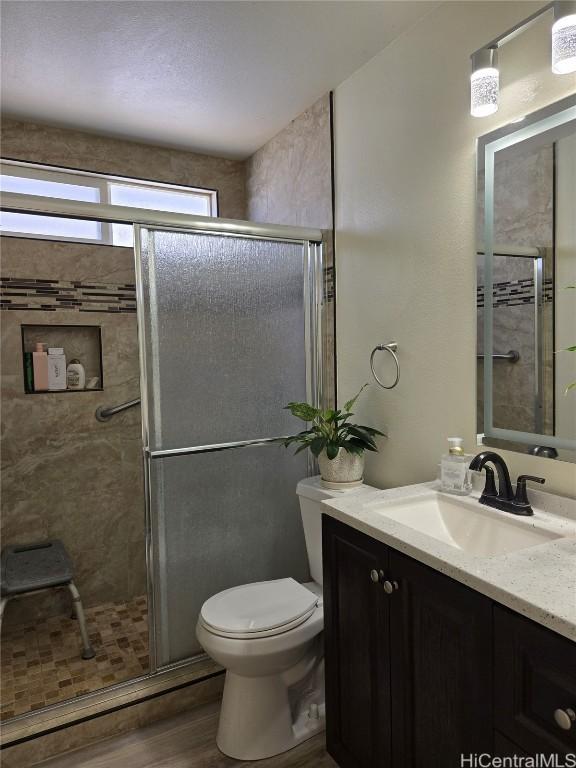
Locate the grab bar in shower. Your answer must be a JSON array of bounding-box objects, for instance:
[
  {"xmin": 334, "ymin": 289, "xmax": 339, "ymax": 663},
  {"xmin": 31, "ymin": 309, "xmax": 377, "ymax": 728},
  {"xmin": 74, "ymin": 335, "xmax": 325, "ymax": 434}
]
[
  {"xmin": 476, "ymin": 350, "xmax": 520, "ymax": 363},
  {"xmin": 95, "ymin": 398, "xmax": 141, "ymax": 422}
]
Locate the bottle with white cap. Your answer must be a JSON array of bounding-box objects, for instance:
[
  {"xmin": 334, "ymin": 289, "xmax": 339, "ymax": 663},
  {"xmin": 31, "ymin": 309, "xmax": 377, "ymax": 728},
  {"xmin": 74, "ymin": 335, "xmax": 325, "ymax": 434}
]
[{"xmin": 440, "ymin": 437, "xmax": 472, "ymax": 495}]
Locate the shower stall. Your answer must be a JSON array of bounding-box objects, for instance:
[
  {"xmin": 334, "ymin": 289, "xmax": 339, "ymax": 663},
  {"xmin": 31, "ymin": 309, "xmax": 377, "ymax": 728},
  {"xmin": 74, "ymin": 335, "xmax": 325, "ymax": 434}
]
[
  {"xmin": 136, "ymin": 225, "xmax": 323, "ymax": 667},
  {"xmin": 0, "ymin": 192, "xmax": 324, "ymax": 725}
]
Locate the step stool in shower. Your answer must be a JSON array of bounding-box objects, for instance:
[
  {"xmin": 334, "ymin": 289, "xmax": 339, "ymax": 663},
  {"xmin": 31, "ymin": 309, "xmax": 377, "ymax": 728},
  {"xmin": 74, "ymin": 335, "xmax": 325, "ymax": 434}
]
[{"xmin": 0, "ymin": 540, "xmax": 95, "ymax": 660}]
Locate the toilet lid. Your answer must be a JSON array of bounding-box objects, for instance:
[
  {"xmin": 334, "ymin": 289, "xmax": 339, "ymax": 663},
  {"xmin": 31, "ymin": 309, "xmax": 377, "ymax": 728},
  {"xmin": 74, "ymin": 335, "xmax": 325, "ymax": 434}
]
[{"xmin": 200, "ymin": 578, "xmax": 318, "ymax": 636}]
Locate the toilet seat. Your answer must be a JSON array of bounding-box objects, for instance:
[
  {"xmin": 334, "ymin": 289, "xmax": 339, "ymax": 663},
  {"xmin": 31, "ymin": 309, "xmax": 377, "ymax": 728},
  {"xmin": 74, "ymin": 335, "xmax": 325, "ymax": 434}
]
[{"xmin": 200, "ymin": 578, "xmax": 319, "ymax": 640}]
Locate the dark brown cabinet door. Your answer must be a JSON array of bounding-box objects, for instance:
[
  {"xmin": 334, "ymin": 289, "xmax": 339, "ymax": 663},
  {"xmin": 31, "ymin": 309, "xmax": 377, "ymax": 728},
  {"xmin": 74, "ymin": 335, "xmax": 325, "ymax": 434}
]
[
  {"xmin": 494, "ymin": 731, "xmax": 529, "ymax": 757},
  {"xmin": 494, "ymin": 606, "xmax": 576, "ymax": 756},
  {"xmin": 322, "ymin": 515, "xmax": 391, "ymax": 768},
  {"xmin": 389, "ymin": 550, "xmax": 493, "ymax": 768}
]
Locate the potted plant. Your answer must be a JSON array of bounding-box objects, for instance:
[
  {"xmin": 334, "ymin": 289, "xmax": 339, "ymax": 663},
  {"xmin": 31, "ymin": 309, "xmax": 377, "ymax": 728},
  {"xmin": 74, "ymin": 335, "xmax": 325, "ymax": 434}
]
[{"xmin": 282, "ymin": 384, "xmax": 385, "ymax": 487}]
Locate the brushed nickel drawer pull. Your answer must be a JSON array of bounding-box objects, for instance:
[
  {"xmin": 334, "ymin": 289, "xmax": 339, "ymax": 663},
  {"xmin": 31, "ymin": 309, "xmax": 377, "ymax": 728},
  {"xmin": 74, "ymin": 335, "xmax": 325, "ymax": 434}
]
[
  {"xmin": 383, "ymin": 580, "xmax": 399, "ymax": 594},
  {"xmin": 554, "ymin": 707, "xmax": 575, "ymax": 730}
]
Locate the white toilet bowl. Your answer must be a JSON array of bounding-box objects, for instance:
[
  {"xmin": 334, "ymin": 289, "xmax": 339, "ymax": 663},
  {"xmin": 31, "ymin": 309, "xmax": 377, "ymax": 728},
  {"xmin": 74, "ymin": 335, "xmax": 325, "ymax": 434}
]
[
  {"xmin": 196, "ymin": 578, "xmax": 324, "ymax": 760},
  {"xmin": 196, "ymin": 478, "xmax": 366, "ymax": 760}
]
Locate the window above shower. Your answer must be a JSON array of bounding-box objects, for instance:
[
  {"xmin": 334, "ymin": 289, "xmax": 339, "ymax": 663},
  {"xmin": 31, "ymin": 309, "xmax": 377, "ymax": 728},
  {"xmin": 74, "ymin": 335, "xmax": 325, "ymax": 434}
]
[{"xmin": 0, "ymin": 160, "xmax": 218, "ymax": 247}]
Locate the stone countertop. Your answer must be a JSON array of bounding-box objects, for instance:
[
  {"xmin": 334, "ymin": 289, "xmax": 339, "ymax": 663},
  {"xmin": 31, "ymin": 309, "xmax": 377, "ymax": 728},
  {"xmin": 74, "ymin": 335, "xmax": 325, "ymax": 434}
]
[{"xmin": 319, "ymin": 479, "xmax": 576, "ymax": 641}]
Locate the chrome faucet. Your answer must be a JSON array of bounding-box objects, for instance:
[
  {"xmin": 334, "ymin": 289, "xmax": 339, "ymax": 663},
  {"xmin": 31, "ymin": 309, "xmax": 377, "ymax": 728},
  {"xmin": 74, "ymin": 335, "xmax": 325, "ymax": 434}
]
[{"xmin": 469, "ymin": 451, "xmax": 545, "ymax": 517}]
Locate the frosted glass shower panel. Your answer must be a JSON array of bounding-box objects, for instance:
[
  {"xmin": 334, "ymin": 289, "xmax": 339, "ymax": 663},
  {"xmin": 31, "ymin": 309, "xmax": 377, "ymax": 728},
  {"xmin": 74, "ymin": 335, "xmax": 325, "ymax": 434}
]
[
  {"xmin": 138, "ymin": 230, "xmax": 307, "ymax": 450},
  {"xmin": 150, "ymin": 445, "xmax": 310, "ymax": 665}
]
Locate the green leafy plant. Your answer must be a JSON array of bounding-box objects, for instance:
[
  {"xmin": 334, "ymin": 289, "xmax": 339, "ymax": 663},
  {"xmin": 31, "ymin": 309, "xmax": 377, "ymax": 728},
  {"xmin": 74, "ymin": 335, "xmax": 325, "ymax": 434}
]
[{"xmin": 282, "ymin": 384, "xmax": 385, "ymax": 459}]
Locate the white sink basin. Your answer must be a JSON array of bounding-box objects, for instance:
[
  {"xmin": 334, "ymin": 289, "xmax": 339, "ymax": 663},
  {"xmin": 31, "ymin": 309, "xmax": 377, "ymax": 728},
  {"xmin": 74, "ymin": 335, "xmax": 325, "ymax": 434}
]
[{"xmin": 364, "ymin": 492, "xmax": 563, "ymax": 558}]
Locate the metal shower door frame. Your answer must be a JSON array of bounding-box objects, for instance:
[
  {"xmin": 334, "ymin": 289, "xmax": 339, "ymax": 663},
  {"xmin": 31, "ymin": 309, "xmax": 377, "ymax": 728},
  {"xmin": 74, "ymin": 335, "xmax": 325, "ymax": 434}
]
[
  {"xmin": 1, "ymin": 191, "xmax": 324, "ymax": 677},
  {"xmin": 134, "ymin": 224, "xmax": 324, "ymax": 671}
]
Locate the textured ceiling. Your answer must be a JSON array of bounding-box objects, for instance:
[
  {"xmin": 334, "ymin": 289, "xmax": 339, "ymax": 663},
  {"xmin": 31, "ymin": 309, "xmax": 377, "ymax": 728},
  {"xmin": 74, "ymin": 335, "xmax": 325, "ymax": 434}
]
[{"xmin": 1, "ymin": 1, "xmax": 436, "ymax": 159}]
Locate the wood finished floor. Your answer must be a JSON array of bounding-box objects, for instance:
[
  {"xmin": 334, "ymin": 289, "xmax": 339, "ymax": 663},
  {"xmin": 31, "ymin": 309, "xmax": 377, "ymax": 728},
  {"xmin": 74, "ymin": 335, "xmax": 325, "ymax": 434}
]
[{"xmin": 34, "ymin": 699, "xmax": 337, "ymax": 768}]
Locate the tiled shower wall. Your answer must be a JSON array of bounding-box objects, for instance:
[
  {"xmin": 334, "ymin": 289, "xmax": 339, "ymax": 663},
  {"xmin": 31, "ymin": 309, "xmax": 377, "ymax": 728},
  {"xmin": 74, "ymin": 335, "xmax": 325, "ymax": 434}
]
[
  {"xmin": 246, "ymin": 93, "xmax": 335, "ymax": 407},
  {"xmin": 0, "ymin": 121, "xmax": 248, "ymax": 628},
  {"xmin": 1, "ymin": 118, "xmax": 247, "ymax": 220},
  {"xmin": 0, "ymin": 239, "xmax": 145, "ymax": 628},
  {"xmin": 0, "ymin": 100, "xmax": 335, "ymax": 630}
]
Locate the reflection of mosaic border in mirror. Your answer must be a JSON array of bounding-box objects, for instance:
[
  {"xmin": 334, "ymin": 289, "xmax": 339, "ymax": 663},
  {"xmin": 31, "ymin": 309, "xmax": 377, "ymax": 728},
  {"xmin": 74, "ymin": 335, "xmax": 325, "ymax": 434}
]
[
  {"xmin": 477, "ymin": 277, "xmax": 553, "ymax": 308},
  {"xmin": 0, "ymin": 595, "xmax": 148, "ymax": 721},
  {"xmin": 0, "ymin": 277, "xmax": 136, "ymax": 313}
]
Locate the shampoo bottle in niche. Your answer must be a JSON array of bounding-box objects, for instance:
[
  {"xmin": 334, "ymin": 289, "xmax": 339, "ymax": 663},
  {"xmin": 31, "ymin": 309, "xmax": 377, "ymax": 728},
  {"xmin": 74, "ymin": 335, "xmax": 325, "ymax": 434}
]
[
  {"xmin": 440, "ymin": 437, "xmax": 472, "ymax": 496},
  {"xmin": 66, "ymin": 359, "xmax": 86, "ymax": 390},
  {"xmin": 24, "ymin": 352, "xmax": 34, "ymax": 393},
  {"xmin": 48, "ymin": 348, "xmax": 67, "ymax": 391},
  {"xmin": 32, "ymin": 343, "xmax": 49, "ymax": 392}
]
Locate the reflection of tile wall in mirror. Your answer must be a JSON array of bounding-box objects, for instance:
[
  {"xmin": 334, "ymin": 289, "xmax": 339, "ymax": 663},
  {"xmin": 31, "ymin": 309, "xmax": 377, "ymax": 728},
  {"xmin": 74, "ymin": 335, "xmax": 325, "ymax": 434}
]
[
  {"xmin": 555, "ymin": 132, "xmax": 576, "ymax": 442},
  {"xmin": 477, "ymin": 142, "xmax": 555, "ymax": 438},
  {"xmin": 493, "ymin": 144, "xmax": 553, "ymax": 249}
]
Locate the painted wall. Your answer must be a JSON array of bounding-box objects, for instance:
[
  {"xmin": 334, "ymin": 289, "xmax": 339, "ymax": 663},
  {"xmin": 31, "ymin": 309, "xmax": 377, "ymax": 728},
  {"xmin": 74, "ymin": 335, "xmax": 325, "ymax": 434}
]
[
  {"xmin": 246, "ymin": 93, "xmax": 335, "ymax": 406},
  {"xmin": 1, "ymin": 118, "xmax": 246, "ymax": 220},
  {"xmin": 334, "ymin": 1, "xmax": 576, "ymax": 497}
]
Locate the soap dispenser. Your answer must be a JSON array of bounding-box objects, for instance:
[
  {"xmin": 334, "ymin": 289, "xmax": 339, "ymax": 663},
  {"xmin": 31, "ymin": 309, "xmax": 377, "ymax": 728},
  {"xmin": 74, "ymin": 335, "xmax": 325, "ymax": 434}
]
[{"xmin": 440, "ymin": 437, "xmax": 472, "ymax": 496}]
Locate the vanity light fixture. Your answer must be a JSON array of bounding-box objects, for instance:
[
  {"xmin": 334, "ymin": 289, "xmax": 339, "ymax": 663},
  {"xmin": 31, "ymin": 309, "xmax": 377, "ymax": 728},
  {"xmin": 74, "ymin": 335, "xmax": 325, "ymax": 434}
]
[
  {"xmin": 471, "ymin": 48, "xmax": 499, "ymax": 117},
  {"xmin": 553, "ymin": 1, "xmax": 576, "ymax": 73},
  {"xmin": 471, "ymin": 1, "xmax": 576, "ymax": 118}
]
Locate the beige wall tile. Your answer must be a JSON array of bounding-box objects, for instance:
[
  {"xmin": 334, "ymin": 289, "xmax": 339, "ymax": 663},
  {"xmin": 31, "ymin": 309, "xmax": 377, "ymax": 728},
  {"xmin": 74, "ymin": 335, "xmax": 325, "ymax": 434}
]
[
  {"xmin": 246, "ymin": 94, "xmax": 332, "ymax": 230},
  {"xmin": 246, "ymin": 94, "xmax": 335, "ymax": 407},
  {"xmin": 2, "ymin": 118, "xmax": 246, "ymax": 220}
]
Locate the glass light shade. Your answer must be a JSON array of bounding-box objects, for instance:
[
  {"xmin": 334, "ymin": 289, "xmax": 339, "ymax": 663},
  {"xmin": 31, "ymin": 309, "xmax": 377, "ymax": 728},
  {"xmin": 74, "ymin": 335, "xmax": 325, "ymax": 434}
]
[
  {"xmin": 552, "ymin": 14, "xmax": 576, "ymax": 74},
  {"xmin": 470, "ymin": 67, "xmax": 499, "ymax": 117}
]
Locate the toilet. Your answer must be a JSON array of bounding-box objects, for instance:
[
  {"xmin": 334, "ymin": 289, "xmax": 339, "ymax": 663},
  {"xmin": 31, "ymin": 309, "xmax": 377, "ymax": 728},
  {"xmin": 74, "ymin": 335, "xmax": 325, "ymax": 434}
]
[{"xmin": 196, "ymin": 477, "xmax": 341, "ymax": 760}]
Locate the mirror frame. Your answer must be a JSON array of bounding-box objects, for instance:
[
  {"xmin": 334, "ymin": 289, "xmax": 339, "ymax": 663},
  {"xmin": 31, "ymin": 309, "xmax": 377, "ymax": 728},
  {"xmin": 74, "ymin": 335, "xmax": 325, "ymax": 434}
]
[{"xmin": 476, "ymin": 93, "xmax": 576, "ymax": 462}]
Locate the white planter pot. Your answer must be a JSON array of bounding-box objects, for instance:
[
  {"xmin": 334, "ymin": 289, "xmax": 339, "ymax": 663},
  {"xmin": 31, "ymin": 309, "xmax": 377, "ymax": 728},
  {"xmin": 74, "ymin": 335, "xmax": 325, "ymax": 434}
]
[{"xmin": 318, "ymin": 448, "xmax": 364, "ymax": 485}]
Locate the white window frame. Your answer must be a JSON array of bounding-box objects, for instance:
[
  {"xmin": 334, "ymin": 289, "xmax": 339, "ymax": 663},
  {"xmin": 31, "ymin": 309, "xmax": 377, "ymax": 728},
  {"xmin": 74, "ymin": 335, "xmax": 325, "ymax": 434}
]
[{"xmin": 0, "ymin": 159, "xmax": 218, "ymax": 247}]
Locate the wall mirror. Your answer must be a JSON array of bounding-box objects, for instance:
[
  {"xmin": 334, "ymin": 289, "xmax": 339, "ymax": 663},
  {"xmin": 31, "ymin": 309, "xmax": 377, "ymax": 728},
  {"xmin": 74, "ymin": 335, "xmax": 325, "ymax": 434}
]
[{"xmin": 477, "ymin": 94, "xmax": 576, "ymax": 463}]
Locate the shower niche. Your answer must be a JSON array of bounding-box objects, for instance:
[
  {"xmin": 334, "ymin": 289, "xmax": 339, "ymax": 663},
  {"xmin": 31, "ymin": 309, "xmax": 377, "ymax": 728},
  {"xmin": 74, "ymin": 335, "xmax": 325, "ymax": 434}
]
[{"xmin": 21, "ymin": 323, "xmax": 103, "ymax": 393}]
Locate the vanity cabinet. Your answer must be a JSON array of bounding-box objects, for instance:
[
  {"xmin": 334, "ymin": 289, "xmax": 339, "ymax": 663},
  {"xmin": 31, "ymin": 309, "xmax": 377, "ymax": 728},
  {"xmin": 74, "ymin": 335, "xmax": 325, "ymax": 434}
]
[
  {"xmin": 388, "ymin": 548, "xmax": 493, "ymax": 766},
  {"xmin": 323, "ymin": 516, "xmax": 493, "ymax": 767},
  {"xmin": 323, "ymin": 515, "xmax": 576, "ymax": 767},
  {"xmin": 322, "ymin": 517, "xmax": 392, "ymax": 767},
  {"xmin": 494, "ymin": 606, "xmax": 576, "ymax": 756}
]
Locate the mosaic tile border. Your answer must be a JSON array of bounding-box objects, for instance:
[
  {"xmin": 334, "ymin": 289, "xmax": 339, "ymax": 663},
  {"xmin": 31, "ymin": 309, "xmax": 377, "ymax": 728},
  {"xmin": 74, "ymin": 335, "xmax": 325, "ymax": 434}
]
[
  {"xmin": 477, "ymin": 277, "xmax": 553, "ymax": 309},
  {"xmin": 324, "ymin": 265, "xmax": 334, "ymax": 302},
  {"xmin": 0, "ymin": 277, "xmax": 136, "ymax": 314},
  {"xmin": 2, "ymin": 270, "xmax": 333, "ymax": 312}
]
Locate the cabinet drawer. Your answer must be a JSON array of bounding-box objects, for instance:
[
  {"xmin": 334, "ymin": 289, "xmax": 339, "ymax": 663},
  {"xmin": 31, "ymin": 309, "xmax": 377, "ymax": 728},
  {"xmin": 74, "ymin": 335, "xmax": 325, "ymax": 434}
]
[{"xmin": 494, "ymin": 606, "xmax": 576, "ymax": 755}]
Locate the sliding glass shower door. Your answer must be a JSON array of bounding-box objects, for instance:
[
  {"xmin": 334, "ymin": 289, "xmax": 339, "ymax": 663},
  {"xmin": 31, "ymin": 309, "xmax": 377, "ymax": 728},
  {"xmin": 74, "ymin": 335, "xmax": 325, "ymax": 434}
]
[{"xmin": 135, "ymin": 226, "xmax": 322, "ymax": 667}]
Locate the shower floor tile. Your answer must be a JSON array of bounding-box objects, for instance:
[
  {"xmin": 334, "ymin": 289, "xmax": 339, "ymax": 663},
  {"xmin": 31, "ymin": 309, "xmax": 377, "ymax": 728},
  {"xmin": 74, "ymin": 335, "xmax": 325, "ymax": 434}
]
[{"xmin": 0, "ymin": 595, "xmax": 149, "ymax": 721}]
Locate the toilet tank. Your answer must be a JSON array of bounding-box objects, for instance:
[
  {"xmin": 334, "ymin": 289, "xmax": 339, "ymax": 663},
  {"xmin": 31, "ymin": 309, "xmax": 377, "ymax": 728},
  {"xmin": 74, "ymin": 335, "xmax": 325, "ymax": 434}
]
[{"xmin": 296, "ymin": 477, "xmax": 363, "ymax": 585}]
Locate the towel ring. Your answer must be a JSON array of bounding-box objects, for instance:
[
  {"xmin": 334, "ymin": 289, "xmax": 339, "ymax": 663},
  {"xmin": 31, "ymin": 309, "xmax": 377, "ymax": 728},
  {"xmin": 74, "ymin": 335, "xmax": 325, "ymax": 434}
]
[{"xmin": 370, "ymin": 342, "xmax": 400, "ymax": 390}]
